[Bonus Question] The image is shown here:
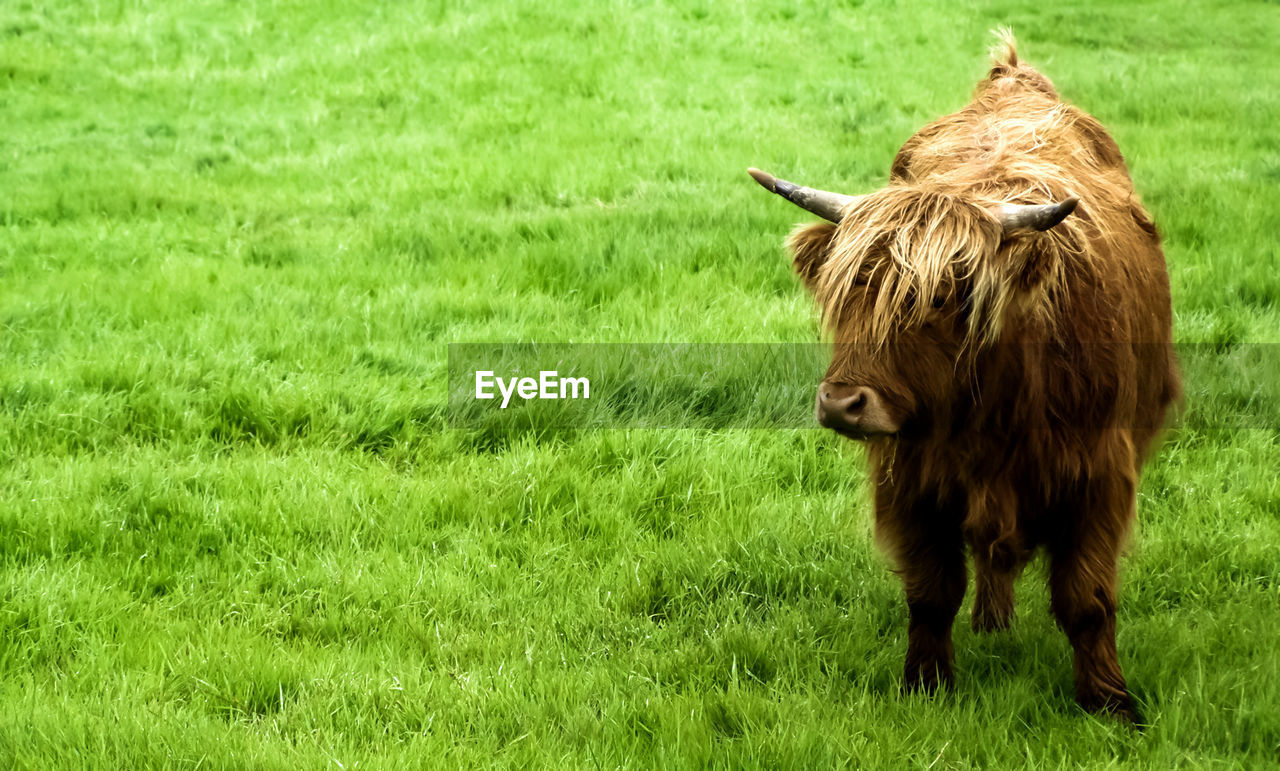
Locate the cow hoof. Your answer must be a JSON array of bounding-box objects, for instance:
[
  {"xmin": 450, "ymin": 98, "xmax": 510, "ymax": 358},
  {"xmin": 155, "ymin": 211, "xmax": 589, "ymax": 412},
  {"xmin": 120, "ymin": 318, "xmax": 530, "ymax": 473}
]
[
  {"xmin": 902, "ymin": 666, "xmax": 953, "ymax": 696},
  {"xmin": 971, "ymin": 609, "xmax": 1013, "ymax": 633},
  {"xmin": 1081, "ymin": 694, "xmax": 1145, "ymax": 729},
  {"xmin": 1106, "ymin": 700, "xmax": 1145, "ymax": 729}
]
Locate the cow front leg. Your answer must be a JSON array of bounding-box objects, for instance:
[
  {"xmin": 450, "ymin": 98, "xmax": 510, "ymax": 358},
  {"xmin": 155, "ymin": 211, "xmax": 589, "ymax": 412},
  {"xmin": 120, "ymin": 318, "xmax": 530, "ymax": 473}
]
[
  {"xmin": 1048, "ymin": 474, "xmax": 1141, "ymax": 724},
  {"xmin": 900, "ymin": 538, "xmax": 967, "ymax": 694},
  {"xmin": 1050, "ymin": 551, "xmax": 1137, "ymax": 722}
]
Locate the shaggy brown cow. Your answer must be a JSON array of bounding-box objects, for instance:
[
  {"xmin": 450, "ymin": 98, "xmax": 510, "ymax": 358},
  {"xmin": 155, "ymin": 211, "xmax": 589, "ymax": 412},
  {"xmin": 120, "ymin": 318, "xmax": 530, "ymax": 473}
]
[{"xmin": 749, "ymin": 36, "xmax": 1179, "ymax": 723}]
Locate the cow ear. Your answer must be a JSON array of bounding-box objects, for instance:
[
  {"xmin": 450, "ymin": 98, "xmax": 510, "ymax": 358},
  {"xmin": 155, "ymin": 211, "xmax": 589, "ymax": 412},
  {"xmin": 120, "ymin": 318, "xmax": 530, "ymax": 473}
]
[
  {"xmin": 786, "ymin": 222, "xmax": 838, "ymax": 292},
  {"xmin": 995, "ymin": 237, "xmax": 1057, "ymax": 293},
  {"xmin": 990, "ymin": 199, "xmax": 1077, "ymax": 292}
]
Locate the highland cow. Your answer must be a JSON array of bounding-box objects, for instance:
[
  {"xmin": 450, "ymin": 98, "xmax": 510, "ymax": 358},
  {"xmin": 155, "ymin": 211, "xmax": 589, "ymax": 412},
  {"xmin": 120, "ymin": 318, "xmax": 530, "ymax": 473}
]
[{"xmin": 749, "ymin": 36, "xmax": 1180, "ymax": 723}]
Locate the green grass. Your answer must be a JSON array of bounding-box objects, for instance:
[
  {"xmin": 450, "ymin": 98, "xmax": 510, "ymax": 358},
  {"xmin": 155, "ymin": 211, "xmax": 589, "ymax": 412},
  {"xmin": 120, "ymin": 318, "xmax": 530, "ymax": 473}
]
[{"xmin": 2, "ymin": 0, "xmax": 1280, "ymax": 767}]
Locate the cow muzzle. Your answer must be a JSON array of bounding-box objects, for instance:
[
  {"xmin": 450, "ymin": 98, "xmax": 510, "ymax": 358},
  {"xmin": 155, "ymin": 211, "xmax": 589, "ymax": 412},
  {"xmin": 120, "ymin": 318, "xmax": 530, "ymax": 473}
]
[{"xmin": 815, "ymin": 382, "xmax": 899, "ymax": 438}]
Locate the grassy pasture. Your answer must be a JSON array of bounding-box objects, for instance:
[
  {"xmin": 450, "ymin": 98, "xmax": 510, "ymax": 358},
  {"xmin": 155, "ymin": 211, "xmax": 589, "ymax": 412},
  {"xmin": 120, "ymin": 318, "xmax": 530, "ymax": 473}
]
[{"xmin": 2, "ymin": 0, "xmax": 1279, "ymax": 767}]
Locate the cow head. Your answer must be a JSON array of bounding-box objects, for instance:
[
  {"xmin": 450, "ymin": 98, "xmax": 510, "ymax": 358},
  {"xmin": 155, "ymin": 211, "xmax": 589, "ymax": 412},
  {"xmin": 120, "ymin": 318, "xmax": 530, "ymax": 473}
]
[{"xmin": 749, "ymin": 168, "xmax": 1077, "ymax": 440}]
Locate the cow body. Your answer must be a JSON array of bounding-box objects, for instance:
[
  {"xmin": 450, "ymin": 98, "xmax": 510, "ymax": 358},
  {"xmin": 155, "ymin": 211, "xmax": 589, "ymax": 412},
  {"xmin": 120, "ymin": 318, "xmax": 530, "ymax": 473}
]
[{"xmin": 751, "ymin": 38, "xmax": 1179, "ymax": 723}]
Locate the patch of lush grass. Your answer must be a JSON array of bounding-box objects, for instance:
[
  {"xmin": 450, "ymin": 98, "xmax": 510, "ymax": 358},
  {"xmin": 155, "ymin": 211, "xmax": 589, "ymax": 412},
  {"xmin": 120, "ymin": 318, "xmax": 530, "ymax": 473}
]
[{"xmin": 2, "ymin": 0, "xmax": 1278, "ymax": 767}]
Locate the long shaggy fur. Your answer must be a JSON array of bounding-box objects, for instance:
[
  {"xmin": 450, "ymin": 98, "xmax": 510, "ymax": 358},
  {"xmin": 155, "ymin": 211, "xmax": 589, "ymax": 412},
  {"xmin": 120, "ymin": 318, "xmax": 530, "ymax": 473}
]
[
  {"xmin": 808, "ymin": 32, "xmax": 1153, "ymax": 350},
  {"xmin": 777, "ymin": 33, "xmax": 1181, "ymax": 723}
]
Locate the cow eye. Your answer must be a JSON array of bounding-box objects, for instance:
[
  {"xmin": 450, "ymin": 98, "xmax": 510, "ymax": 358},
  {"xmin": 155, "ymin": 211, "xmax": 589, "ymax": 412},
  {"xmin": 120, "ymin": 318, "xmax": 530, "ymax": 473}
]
[{"xmin": 931, "ymin": 296, "xmax": 946, "ymax": 310}]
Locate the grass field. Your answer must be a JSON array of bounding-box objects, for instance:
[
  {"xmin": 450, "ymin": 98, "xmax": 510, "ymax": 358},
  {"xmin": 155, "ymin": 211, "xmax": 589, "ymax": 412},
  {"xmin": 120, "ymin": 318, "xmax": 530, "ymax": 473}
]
[{"xmin": 3, "ymin": 0, "xmax": 1280, "ymax": 767}]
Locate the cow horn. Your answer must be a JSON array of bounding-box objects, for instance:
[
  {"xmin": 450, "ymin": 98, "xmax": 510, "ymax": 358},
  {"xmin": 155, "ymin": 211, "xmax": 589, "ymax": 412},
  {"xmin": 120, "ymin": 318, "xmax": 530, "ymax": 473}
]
[
  {"xmin": 747, "ymin": 168, "xmax": 862, "ymax": 224},
  {"xmin": 996, "ymin": 197, "xmax": 1079, "ymax": 234}
]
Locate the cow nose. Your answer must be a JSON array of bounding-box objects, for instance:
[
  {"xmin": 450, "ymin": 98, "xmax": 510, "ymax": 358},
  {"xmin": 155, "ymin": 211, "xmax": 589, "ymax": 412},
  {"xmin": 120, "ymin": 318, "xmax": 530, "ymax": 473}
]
[
  {"xmin": 815, "ymin": 382, "xmax": 888, "ymax": 436},
  {"xmin": 817, "ymin": 384, "xmax": 870, "ymax": 425}
]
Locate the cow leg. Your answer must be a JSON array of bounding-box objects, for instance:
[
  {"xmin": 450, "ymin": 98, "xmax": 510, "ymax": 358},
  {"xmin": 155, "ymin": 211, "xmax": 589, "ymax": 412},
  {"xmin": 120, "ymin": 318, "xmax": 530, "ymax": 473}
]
[
  {"xmin": 899, "ymin": 534, "xmax": 967, "ymax": 694},
  {"xmin": 1049, "ymin": 473, "xmax": 1140, "ymax": 723},
  {"xmin": 971, "ymin": 550, "xmax": 1016, "ymax": 632},
  {"xmin": 871, "ymin": 456, "xmax": 966, "ymax": 695},
  {"xmin": 964, "ymin": 481, "xmax": 1020, "ymax": 632}
]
